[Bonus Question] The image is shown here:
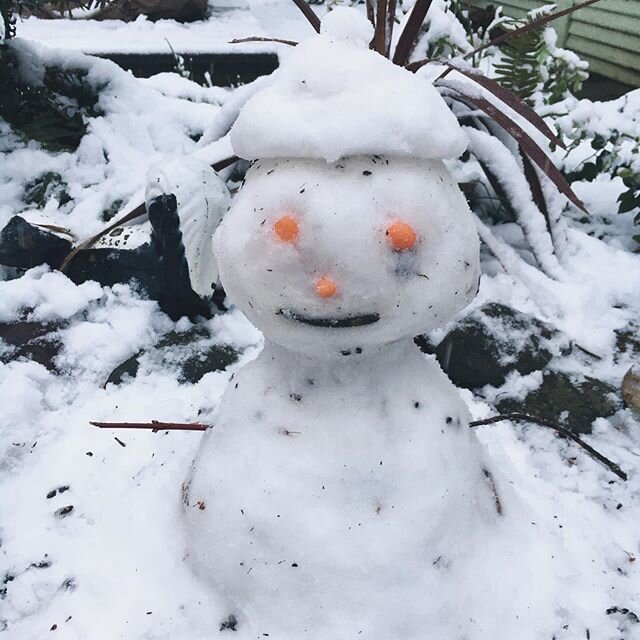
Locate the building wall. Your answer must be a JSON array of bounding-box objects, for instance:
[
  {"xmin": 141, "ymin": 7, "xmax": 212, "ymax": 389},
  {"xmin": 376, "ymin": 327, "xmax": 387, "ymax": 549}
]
[{"xmin": 470, "ymin": 0, "xmax": 640, "ymax": 87}]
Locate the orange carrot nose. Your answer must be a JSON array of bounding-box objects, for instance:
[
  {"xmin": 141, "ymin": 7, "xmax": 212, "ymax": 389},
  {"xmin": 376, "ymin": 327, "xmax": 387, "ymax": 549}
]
[
  {"xmin": 387, "ymin": 220, "xmax": 417, "ymax": 251},
  {"xmin": 315, "ymin": 276, "xmax": 337, "ymax": 298}
]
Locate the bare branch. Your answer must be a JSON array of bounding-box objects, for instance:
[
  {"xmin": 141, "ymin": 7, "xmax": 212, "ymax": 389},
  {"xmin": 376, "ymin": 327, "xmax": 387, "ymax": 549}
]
[
  {"xmin": 432, "ymin": 61, "xmax": 564, "ymax": 149},
  {"xmin": 431, "ymin": 0, "xmax": 603, "ymax": 80},
  {"xmin": 366, "ymin": 0, "xmax": 376, "ymax": 31},
  {"xmin": 440, "ymin": 82, "xmax": 586, "ymax": 213},
  {"xmin": 91, "ymin": 421, "xmax": 209, "ymax": 432},
  {"xmin": 469, "ymin": 413, "xmax": 627, "ymax": 481},
  {"xmin": 229, "ymin": 37, "xmax": 298, "ymax": 47},
  {"xmin": 463, "ymin": 0, "xmax": 603, "ymax": 62},
  {"xmin": 385, "ymin": 0, "xmax": 398, "ymax": 57}
]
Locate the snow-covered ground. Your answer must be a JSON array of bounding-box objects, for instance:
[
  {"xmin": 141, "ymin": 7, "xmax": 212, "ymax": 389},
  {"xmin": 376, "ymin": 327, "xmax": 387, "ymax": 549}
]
[
  {"xmin": 15, "ymin": 0, "xmax": 320, "ymax": 54},
  {"xmin": 1, "ymin": 10, "xmax": 640, "ymax": 639},
  {"xmin": 1, "ymin": 239, "xmax": 639, "ymax": 639}
]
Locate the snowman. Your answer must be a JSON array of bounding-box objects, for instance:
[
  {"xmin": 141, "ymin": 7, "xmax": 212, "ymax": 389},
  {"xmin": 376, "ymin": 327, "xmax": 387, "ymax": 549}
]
[{"xmin": 184, "ymin": 8, "xmax": 569, "ymax": 639}]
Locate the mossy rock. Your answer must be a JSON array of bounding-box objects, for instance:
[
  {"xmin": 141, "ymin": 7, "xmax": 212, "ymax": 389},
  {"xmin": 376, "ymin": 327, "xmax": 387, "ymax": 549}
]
[
  {"xmin": 424, "ymin": 303, "xmax": 570, "ymax": 390},
  {"xmin": 106, "ymin": 325, "xmax": 238, "ymax": 386},
  {"xmin": 496, "ymin": 370, "xmax": 620, "ymax": 434},
  {"xmin": 0, "ymin": 321, "xmax": 64, "ymax": 372}
]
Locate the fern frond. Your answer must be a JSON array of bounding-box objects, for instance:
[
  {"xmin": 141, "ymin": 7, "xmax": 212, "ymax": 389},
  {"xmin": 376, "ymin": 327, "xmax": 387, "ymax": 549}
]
[{"xmin": 493, "ymin": 13, "xmax": 548, "ymax": 103}]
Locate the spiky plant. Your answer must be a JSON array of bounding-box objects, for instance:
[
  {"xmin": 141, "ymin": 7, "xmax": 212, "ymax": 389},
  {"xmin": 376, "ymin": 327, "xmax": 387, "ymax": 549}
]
[{"xmin": 60, "ymin": 0, "xmax": 604, "ymax": 281}]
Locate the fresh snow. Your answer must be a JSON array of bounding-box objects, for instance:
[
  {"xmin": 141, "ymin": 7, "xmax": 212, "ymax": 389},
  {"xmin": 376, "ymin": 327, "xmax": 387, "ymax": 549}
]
[
  {"xmin": 231, "ymin": 9, "xmax": 467, "ymax": 162},
  {"xmin": 14, "ymin": 1, "xmax": 322, "ymax": 55},
  {"xmin": 0, "ymin": 39, "xmax": 230, "ymax": 241},
  {"xmin": 1, "ymin": 5, "xmax": 640, "ymax": 640}
]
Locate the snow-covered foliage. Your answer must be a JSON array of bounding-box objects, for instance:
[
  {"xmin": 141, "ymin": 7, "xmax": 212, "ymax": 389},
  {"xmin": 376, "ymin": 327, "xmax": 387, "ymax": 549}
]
[
  {"xmin": 0, "ymin": 39, "xmax": 229, "ymax": 240},
  {"xmin": 554, "ymin": 90, "xmax": 640, "ymax": 251},
  {"xmin": 1, "ymin": 2, "xmax": 639, "ymax": 639}
]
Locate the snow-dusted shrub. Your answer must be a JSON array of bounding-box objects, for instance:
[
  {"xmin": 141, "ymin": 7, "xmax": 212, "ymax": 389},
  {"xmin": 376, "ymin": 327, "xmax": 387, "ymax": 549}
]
[
  {"xmin": 0, "ymin": 44, "xmax": 105, "ymax": 151},
  {"xmin": 0, "ymin": 38, "xmax": 227, "ymax": 241},
  {"xmin": 557, "ymin": 93, "xmax": 640, "ymax": 251},
  {"xmin": 1, "ymin": 0, "xmax": 114, "ymax": 39}
]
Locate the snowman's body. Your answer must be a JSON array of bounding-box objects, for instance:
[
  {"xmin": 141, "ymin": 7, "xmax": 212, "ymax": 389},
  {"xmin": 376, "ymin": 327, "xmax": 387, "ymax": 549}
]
[
  {"xmin": 186, "ymin": 340, "xmax": 516, "ymax": 639},
  {"xmin": 185, "ymin": 11, "xmax": 568, "ymax": 639}
]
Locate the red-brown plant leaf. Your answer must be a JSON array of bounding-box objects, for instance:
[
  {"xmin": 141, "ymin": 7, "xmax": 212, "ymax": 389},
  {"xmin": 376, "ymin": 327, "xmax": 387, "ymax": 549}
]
[
  {"xmin": 391, "ymin": 0, "xmax": 435, "ymax": 66},
  {"xmin": 435, "ymin": 61, "xmax": 564, "ymax": 149},
  {"xmin": 441, "ymin": 83, "xmax": 587, "ymax": 213},
  {"xmin": 290, "ymin": 0, "xmax": 321, "ymax": 33}
]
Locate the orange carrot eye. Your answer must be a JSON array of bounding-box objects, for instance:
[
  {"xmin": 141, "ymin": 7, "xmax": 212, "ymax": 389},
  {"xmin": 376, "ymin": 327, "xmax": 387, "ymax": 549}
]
[
  {"xmin": 315, "ymin": 276, "xmax": 337, "ymax": 298},
  {"xmin": 274, "ymin": 215, "xmax": 299, "ymax": 243},
  {"xmin": 386, "ymin": 220, "xmax": 417, "ymax": 251}
]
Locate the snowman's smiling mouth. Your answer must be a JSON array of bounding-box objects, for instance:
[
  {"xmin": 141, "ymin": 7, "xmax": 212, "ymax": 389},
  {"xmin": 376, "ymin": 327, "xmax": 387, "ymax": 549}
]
[{"xmin": 277, "ymin": 309, "xmax": 380, "ymax": 328}]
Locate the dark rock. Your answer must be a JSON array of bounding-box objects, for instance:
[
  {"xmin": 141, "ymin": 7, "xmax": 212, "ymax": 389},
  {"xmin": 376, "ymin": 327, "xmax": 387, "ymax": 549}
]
[
  {"xmin": 0, "ymin": 195, "xmax": 219, "ymax": 321},
  {"xmin": 0, "ymin": 321, "xmax": 64, "ymax": 371},
  {"xmin": 147, "ymin": 194, "xmax": 213, "ymax": 321},
  {"xmin": 220, "ymin": 614, "xmax": 238, "ymax": 631},
  {"xmin": 423, "ymin": 303, "xmax": 570, "ymax": 389},
  {"xmin": 54, "ymin": 505, "xmax": 74, "ymax": 518},
  {"xmin": 176, "ymin": 345, "xmax": 237, "ymax": 384},
  {"xmin": 0, "ymin": 216, "xmax": 73, "ymax": 269},
  {"xmin": 105, "ymin": 353, "xmax": 141, "ymax": 386},
  {"xmin": 65, "ymin": 242, "xmax": 214, "ymax": 321},
  {"xmin": 496, "ymin": 370, "xmax": 620, "ymax": 434},
  {"xmin": 105, "ymin": 325, "xmax": 238, "ymax": 386}
]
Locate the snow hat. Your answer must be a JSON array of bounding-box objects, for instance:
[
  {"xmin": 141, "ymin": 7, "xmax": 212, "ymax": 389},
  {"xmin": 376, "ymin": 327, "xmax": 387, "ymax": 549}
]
[{"xmin": 230, "ymin": 7, "xmax": 467, "ymax": 163}]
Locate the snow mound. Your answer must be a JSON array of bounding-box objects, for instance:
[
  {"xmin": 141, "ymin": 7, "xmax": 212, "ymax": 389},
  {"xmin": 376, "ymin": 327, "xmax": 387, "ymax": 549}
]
[{"xmin": 230, "ymin": 8, "xmax": 466, "ymax": 162}]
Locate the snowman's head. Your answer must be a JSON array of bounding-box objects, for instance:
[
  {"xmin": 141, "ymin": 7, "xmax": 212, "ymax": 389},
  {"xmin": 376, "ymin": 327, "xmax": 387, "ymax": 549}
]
[{"xmin": 214, "ymin": 156, "xmax": 480, "ymax": 358}]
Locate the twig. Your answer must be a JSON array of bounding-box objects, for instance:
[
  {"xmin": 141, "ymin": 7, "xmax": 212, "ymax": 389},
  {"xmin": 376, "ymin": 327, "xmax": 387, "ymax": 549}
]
[
  {"xmin": 91, "ymin": 421, "xmax": 209, "ymax": 432},
  {"xmin": 469, "ymin": 413, "xmax": 627, "ymax": 481},
  {"xmin": 229, "ymin": 37, "xmax": 298, "ymax": 47},
  {"xmin": 575, "ymin": 344, "xmax": 603, "ymax": 360},
  {"xmin": 59, "ymin": 202, "xmax": 146, "ymax": 272}
]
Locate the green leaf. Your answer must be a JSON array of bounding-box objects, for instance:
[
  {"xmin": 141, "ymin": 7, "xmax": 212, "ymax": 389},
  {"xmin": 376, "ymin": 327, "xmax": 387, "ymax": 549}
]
[
  {"xmin": 617, "ymin": 190, "xmax": 640, "ymax": 214},
  {"xmin": 579, "ymin": 162, "xmax": 599, "ymax": 182}
]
